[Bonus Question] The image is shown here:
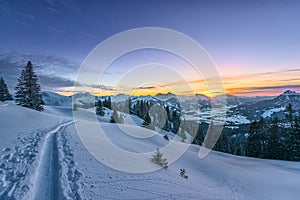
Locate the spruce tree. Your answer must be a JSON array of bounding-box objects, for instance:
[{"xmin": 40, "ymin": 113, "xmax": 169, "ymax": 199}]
[
  {"xmin": 192, "ymin": 126, "xmax": 204, "ymax": 145},
  {"xmin": 0, "ymin": 76, "xmax": 12, "ymax": 101},
  {"xmin": 143, "ymin": 109, "xmax": 154, "ymax": 130},
  {"xmin": 96, "ymin": 100, "xmax": 104, "ymax": 116},
  {"xmin": 15, "ymin": 61, "xmax": 44, "ymax": 111},
  {"xmin": 143, "ymin": 109, "xmax": 151, "ymax": 126},
  {"xmin": 151, "ymin": 148, "xmax": 168, "ymax": 169},
  {"xmin": 171, "ymin": 110, "xmax": 180, "ymax": 133},
  {"xmin": 266, "ymin": 117, "xmax": 282, "ymax": 159},
  {"xmin": 285, "ymin": 103, "xmax": 293, "ymax": 127},
  {"xmin": 246, "ymin": 120, "xmax": 257, "ymax": 157}
]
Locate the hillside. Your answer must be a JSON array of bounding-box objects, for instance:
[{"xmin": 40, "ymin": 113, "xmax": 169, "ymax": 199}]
[{"xmin": 0, "ymin": 103, "xmax": 299, "ymax": 199}]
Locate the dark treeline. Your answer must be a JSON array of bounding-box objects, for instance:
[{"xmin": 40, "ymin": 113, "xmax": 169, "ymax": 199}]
[
  {"xmin": 191, "ymin": 103, "xmax": 300, "ymax": 161},
  {"xmin": 246, "ymin": 104, "xmax": 300, "ymax": 161}
]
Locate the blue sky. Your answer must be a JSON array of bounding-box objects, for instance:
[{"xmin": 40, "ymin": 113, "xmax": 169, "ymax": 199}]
[{"xmin": 0, "ymin": 0, "xmax": 300, "ymax": 95}]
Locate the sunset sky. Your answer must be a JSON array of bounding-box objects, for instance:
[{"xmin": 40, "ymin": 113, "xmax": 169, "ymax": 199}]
[{"xmin": 0, "ymin": 0, "xmax": 300, "ymax": 96}]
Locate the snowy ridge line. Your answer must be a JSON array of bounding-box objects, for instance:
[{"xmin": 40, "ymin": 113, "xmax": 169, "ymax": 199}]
[{"xmin": 31, "ymin": 120, "xmax": 74, "ymax": 200}]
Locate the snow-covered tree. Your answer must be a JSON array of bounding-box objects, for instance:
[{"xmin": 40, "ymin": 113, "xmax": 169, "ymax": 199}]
[
  {"xmin": 0, "ymin": 76, "xmax": 12, "ymax": 101},
  {"xmin": 151, "ymin": 148, "xmax": 168, "ymax": 169},
  {"xmin": 15, "ymin": 61, "xmax": 44, "ymax": 111}
]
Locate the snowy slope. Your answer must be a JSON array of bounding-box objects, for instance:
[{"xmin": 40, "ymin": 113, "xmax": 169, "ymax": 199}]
[
  {"xmin": 0, "ymin": 102, "xmax": 63, "ymax": 150},
  {"xmin": 0, "ymin": 103, "xmax": 299, "ymax": 199},
  {"xmin": 62, "ymin": 121, "xmax": 300, "ymax": 200},
  {"xmin": 0, "ymin": 102, "xmax": 68, "ymax": 199}
]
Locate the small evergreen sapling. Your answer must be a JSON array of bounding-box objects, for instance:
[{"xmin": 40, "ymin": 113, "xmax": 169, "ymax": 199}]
[{"xmin": 151, "ymin": 148, "xmax": 168, "ymax": 169}]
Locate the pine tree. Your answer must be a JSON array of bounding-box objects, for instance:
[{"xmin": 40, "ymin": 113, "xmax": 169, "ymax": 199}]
[
  {"xmin": 215, "ymin": 132, "xmax": 229, "ymax": 153},
  {"xmin": 151, "ymin": 148, "xmax": 168, "ymax": 169},
  {"xmin": 0, "ymin": 76, "xmax": 12, "ymax": 101},
  {"xmin": 96, "ymin": 100, "xmax": 105, "ymax": 116},
  {"xmin": 103, "ymin": 96, "xmax": 112, "ymax": 109},
  {"xmin": 246, "ymin": 118, "xmax": 268, "ymax": 158},
  {"xmin": 171, "ymin": 110, "xmax": 180, "ymax": 134},
  {"xmin": 163, "ymin": 119, "xmax": 170, "ymax": 131},
  {"xmin": 294, "ymin": 117, "xmax": 300, "ymax": 160},
  {"xmin": 285, "ymin": 103, "xmax": 293, "ymax": 127},
  {"xmin": 143, "ymin": 109, "xmax": 151, "ymax": 125},
  {"xmin": 266, "ymin": 117, "xmax": 282, "ymax": 159},
  {"xmin": 246, "ymin": 119, "xmax": 264, "ymax": 158},
  {"xmin": 15, "ymin": 61, "xmax": 44, "ymax": 111},
  {"xmin": 143, "ymin": 109, "xmax": 154, "ymax": 130},
  {"xmin": 192, "ymin": 126, "xmax": 204, "ymax": 145},
  {"xmin": 165, "ymin": 105, "xmax": 171, "ymax": 121}
]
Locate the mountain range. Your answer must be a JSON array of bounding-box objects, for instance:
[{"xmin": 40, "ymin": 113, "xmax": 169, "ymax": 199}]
[{"xmin": 41, "ymin": 90, "xmax": 300, "ymax": 124}]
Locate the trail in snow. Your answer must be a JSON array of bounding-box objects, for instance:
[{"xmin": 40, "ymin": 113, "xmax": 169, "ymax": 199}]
[{"xmin": 32, "ymin": 121, "xmax": 74, "ymax": 200}]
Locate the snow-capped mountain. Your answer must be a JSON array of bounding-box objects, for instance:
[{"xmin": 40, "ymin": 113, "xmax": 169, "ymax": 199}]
[
  {"xmin": 41, "ymin": 91, "xmax": 72, "ymax": 107},
  {"xmin": 231, "ymin": 90, "xmax": 300, "ymax": 120},
  {"xmin": 40, "ymin": 90, "xmax": 300, "ymax": 124},
  {"xmin": 72, "ymin": 92, "xmax": 96, "ymax": 108}
]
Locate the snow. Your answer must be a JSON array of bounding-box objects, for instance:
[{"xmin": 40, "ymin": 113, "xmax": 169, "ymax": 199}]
[
  {"xmin": 0, "ymin": 103, "xmax": 300, "ymax": 199},
  {"xmin": 63, "ymin": 121, "xmax": 300, "ymax": 200},
  {"xmin": 226, "ymin": 114, "xmax": 251, "ymax": 124},
  {"xmin": 31, "ymin": 121, "xmax": 74, "ymax": 200},
  {"xmin": 262, "ymin": 107, "xmax": 285, "ymax": 118},
  {"xmin": 0, "ymin": 102, "xmax": 63, "ymax": 150}
]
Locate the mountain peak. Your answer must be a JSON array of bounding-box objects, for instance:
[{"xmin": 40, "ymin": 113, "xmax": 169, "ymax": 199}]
[{"xmin": 282, "ymin": 90, "xmax": 297, "ymax": 95}]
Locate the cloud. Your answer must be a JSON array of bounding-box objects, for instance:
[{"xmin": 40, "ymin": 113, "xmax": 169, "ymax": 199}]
[
  {"xmin": 38, "ymin": 75, "xmax": 75, "ymax": 88},
  {"xmin": 0, "ymin": 50, "xmax": 80, "ymax": 92},
  {"xmin": 78, "ymin": 83, "xmax": 115, "ymax": 91},
  {"xmin": 246, "ymin": 84, "xmax": 300, "ymax": 91},
  {"xmin": 134, "ymin": 86, "xmax": 157, "ymax": 90}
]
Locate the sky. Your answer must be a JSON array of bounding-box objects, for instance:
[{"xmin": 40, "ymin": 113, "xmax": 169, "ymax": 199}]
[{"xmin": 0, "ymin": 0, "xmax": 300, "ymax": 96}]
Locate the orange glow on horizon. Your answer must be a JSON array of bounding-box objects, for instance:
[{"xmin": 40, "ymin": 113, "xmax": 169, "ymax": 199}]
[{"xmin": 54, "ymin": 68, "xmax": 300, "ymax": 97}]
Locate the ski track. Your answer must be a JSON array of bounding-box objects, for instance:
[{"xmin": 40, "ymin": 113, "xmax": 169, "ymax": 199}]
[
  {"xmin": 0, "ymin": 120, "xmax": 73, "ymax": 200},
  {"xmin": 32, "ymin": 120, "xmax": 74, "ymax": 200}
]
